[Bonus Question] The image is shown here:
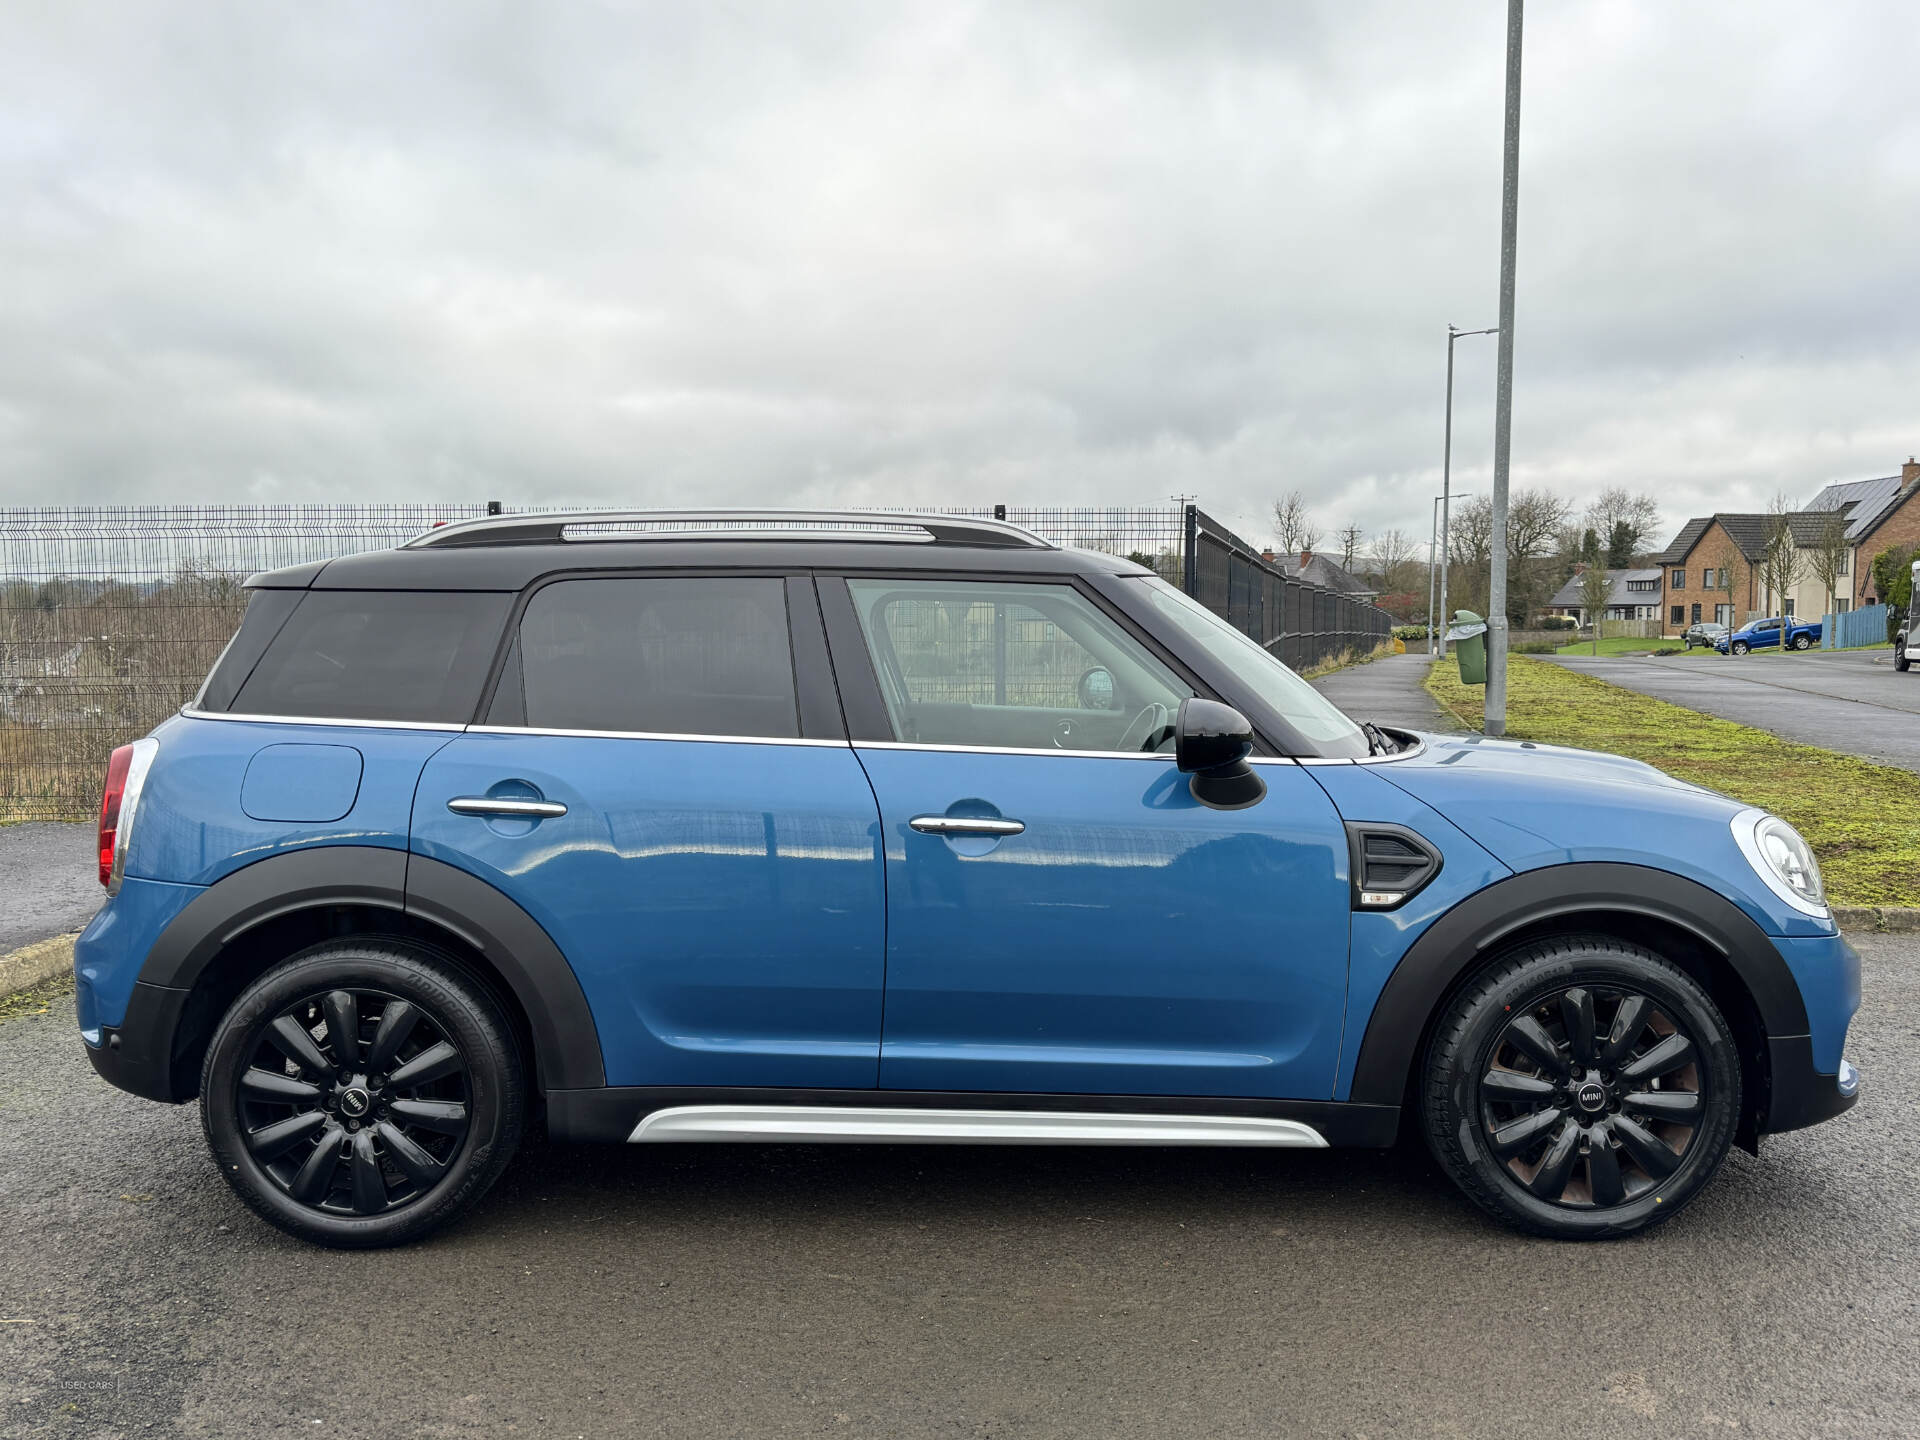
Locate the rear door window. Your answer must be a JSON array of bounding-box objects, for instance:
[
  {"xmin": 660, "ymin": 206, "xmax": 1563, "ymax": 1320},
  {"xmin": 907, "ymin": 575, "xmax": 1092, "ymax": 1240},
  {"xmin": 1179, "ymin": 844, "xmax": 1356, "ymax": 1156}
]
[
  {"xmin": 498, "ymin": 577, "xmax": 799, "ymax": 738},
  {"xmin": 229, "ymin": 590, "xmax": 510, "ymax": 724}
]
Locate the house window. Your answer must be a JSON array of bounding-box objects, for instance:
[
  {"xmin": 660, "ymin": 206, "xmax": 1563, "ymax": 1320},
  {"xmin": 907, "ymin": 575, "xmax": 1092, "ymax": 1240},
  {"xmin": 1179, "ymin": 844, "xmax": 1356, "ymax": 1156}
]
[
  {"xmin": 1784, "ymin": 599, "xmax": 1795, "ymax": 617},
  {"xmin": 1702, "ymin": 567, "xmax": 1716, "ymax": 588},
  {"xmin": 1669, "ymin": 569, "xmax": 1684, "ymax": 588},
  {"xmin": 1670, "ymin": 605, "xmax": 1685, "ymax": 625},
  {"xmin": 1691, "ymin": 604, "xmax": 1701, "ymax": 623},
  {"xmin": 1837, "ymin": 550, "xmax": 1849, "ymax": 576},
  {"xmin": 1715, "ymin": 603, "xmax": 1734, "ymax": 625},
  {"xmin": 1837, "ymin": 598, "xmax": 1851, "ymax": 614}
]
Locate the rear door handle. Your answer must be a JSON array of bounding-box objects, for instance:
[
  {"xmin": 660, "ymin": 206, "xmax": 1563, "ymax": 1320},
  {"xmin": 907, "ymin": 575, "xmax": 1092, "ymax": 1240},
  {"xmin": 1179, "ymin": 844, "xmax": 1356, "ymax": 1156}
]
[
  {"xmin": 447, "ymin": 796, "xmax": 568, "ymax": 819},
  {"xmin": 908, "ymin": 815, "xmax": 1024, "ymax": 837}
]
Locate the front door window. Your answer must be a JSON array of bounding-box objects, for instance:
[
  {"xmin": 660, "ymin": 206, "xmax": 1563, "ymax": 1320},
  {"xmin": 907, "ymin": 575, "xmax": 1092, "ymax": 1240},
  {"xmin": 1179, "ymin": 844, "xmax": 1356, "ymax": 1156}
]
[{"xmin": 845, "ymin": 579, "xmax": 1192, "ymax": 753}]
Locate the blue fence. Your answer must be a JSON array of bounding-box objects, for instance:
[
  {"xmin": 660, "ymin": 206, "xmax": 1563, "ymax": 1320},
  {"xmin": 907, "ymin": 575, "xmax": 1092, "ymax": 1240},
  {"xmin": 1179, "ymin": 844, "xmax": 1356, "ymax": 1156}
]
[{"xmin": 1821, "ymin": 603, "xmax": 1889, "ymax": 649}]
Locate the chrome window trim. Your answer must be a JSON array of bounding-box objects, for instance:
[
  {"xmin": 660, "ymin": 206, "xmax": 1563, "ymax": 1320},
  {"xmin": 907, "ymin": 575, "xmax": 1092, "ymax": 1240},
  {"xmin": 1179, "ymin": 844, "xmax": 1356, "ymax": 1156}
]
[
  {"xmin": 854, "ymin": 739, "xmax": 1184, "ymax": 762},
  {"xmin": 467, "ymin": 723, "xmax": 846, "ymax": 749},
  {"xmin": 180, "ymin": 705, "xmax": 467, "ymax": 733}
]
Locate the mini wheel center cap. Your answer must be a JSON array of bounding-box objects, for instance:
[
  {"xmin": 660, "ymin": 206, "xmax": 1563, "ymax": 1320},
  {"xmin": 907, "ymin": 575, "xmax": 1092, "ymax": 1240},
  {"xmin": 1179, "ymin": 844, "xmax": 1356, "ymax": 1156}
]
[
  {"xmin": 1574, "ymin": 1081, "xmax": 1608, "ymax": 1114},
  {"xmin": 339, "ymin": 1086, "xmax": 372, "ymax": 1119}
]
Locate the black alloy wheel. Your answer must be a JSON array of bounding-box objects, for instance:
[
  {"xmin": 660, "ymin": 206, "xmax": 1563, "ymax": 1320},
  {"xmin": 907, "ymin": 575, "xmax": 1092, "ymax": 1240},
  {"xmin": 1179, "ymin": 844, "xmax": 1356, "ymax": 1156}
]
[
  {"xmin": 202, "ymin": 940, "xmax": 523, "ymax": 1248},
  {"xmin": 236, "ymin": 987, "xmax": 471, "ymax": 1217},
  {"xmin": 1478, "ymin": 986, "xmax": 1704, "ymax": 1210},
  {"xmin": 1422, "ymin": 936, "xmax": 1740, "ymax": 1239}
]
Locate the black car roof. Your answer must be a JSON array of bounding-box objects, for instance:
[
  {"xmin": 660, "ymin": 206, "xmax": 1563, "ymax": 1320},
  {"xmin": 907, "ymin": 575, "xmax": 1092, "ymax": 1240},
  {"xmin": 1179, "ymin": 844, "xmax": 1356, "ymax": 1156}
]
[{"xmin": 247, "ymin": 511, "xmax": 1155, "ymax": 590}]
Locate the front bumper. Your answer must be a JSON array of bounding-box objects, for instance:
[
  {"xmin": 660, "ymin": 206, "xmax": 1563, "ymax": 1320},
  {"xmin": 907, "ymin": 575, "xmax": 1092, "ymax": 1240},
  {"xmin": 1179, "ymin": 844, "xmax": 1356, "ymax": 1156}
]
[{"xmin": 1763, "ymin": 1034, "xmax": 1860, "ymax": 1134}]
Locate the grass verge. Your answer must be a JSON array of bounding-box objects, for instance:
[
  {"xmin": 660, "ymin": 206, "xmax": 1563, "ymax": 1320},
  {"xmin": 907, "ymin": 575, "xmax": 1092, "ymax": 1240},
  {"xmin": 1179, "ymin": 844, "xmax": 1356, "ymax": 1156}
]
[
  {"xmin": 1551, "ymin": 635, "xmax": 1669, "ymax": 657},
  {"xmin": 0, "ymin": 969, "xmax": 74, "ymax": 1025},
  {"xmin": 1426, "ymin": 654, "xmax": 1920, "ymax": 908}
]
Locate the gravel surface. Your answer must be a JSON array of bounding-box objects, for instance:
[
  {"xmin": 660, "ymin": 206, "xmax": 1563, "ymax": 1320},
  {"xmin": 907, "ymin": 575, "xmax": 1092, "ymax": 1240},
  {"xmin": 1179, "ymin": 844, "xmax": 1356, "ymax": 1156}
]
[
  {"xmin": 0, "ymin": 823, "xmax": 99, "ymax": 956},
  {"xmin": 1, "ymin": 940, "xmax": 1912, "ymax": 1438}
]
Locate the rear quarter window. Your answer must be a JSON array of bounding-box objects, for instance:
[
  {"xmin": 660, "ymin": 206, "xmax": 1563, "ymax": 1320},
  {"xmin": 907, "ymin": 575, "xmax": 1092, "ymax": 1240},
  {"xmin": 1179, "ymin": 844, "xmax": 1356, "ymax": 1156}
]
[{"xmin": 225, "ymin": 590, "xmax": 511, "ymax": 724}]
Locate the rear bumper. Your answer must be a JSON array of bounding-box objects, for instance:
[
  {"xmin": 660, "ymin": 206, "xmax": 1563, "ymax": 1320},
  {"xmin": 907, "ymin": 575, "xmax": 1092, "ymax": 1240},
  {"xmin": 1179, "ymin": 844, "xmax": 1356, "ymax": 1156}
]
[
  {"xmin": 1762, "ymin": 1034, "xmax": 1860, "ymax": 1134},
  {"xmin": 82, "ymin": 981, "xmax": 192, "ymax": 1104}
]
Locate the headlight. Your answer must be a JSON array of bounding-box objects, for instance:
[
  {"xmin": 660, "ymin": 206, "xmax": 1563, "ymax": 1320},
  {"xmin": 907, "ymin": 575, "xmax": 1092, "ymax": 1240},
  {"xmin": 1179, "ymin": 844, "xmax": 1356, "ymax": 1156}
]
[{"xmin": 1730, "ymin": 808, "xmax": 1827, "ymax": 917}]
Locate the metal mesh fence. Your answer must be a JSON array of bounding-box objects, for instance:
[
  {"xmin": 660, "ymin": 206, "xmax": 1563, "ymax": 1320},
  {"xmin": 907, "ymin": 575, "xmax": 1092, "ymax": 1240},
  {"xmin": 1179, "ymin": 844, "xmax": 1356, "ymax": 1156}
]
[{"xmin": 0, "ymin": 502, "xmax": 1388, "ymax": 820}]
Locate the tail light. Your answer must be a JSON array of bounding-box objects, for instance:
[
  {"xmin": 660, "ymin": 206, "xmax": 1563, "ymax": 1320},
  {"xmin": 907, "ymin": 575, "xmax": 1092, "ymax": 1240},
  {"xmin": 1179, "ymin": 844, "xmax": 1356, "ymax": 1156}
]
[{"xmin": 97, "ymin": 738, "xmax": 159, "ymax": 893}]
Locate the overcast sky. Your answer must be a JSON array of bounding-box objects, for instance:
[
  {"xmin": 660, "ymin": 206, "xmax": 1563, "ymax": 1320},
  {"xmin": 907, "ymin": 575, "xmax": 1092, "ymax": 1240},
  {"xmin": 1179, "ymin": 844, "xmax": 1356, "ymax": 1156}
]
[{"xmin": 3, "ymin": 1, "xmax": 1917, "ymax": 551}]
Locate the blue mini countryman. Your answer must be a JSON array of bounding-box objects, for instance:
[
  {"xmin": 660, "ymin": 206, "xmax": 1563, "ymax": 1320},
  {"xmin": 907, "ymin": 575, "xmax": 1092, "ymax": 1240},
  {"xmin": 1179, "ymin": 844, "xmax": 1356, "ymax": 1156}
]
[{"xmin": 77, "ymin": 511, "xmax": 1860, "ymax": 1247}]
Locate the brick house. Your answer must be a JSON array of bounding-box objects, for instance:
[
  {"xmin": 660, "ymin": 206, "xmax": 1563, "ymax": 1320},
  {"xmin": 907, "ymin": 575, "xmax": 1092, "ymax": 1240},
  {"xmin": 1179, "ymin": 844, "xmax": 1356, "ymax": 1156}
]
[
  {"xmin": 1653, "ymin": 457, "xmax": 1920, "ymax": 635},
  {"xmin": 1804, "ymin": 456, "xmax": 1920, "ymax": 607},
  {"xmin": 1653, "ymin": 518, "xmax": 1768, "ymax": 636}
]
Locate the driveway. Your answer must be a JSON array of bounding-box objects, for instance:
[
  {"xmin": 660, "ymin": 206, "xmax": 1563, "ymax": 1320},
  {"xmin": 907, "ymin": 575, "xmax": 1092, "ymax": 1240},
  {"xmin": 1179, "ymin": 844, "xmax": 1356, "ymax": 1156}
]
[
  {"xmin": 1549, "ymin": 648, "xmax": 1920, "ymax": 771},
  {"xmin": 3, "ymin": 941, "xmax": 1913, "ymax": 1438}
]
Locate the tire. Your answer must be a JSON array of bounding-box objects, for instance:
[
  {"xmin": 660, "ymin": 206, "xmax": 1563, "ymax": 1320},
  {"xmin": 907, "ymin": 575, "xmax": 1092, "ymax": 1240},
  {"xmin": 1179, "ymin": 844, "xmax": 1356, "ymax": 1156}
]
[
  {"xmin": 1792, "ymin": 634, "xmax": 1811, "ymax": 650},
  {"xmin": 1731, "ymin": 640, "xmax": 1749, "ymax": 655},
  {"xmin": 1895, "ymin": 638, "xmax": 1909, "ymax": 672},
  {"xmin": 1420, "ymin": 935, "xmax": 1740, "ymax": 1240},
  {"xmin": 201, "ymin": 939, "xmax": 525, "ymax": 1248}
]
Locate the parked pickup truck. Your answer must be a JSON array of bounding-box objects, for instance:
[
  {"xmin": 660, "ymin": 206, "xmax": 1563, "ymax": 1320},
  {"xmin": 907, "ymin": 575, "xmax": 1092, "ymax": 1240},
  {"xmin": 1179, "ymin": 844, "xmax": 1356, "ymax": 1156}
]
[{"xmin": 1715, "ymin": 616, "xmax": 1823, "ymax": 654}]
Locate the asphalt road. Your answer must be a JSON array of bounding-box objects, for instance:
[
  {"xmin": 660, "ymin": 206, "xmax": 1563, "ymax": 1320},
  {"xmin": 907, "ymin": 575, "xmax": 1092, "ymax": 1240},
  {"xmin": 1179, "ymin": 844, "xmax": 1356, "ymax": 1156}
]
[
  {"xmin": 3, "ymin": 941, "xmax": 1915, "ymax": 1439},
  {"xmin": 1549, "ymin": 649, "xmax": 1920, "ymax": 771},
  {"xmin": 0, "ymin": 822, "xmax": 100, "ymax": 954}
]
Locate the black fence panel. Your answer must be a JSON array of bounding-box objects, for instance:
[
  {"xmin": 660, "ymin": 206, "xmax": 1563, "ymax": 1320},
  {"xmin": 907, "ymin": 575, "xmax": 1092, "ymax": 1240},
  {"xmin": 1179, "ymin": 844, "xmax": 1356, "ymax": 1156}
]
[
  {"xmin": 0, "ymin": 501, "xmax": 1390, "ymax": 820},
  {"xmin": 1181, "ymin": 507, "xmax": 1393, "ymax": 674}
]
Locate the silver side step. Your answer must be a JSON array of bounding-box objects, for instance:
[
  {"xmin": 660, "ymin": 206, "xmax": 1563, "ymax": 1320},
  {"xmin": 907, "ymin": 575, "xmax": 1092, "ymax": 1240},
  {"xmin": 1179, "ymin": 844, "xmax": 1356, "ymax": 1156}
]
[{"xmin": 627, "ymin": 1105, "xmax": 1328, "ymax": 1148}]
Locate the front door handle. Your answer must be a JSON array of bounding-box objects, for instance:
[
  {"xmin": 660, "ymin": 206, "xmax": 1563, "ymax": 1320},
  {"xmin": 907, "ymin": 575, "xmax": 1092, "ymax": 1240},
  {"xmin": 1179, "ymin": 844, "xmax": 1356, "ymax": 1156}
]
[
  {"xmin": 908, "ymin": 815, "xmax": 1025, "ymax": 837},
  {"xmin": 447, "ymin": 796, "xmax": 568, "ymax": 819}
]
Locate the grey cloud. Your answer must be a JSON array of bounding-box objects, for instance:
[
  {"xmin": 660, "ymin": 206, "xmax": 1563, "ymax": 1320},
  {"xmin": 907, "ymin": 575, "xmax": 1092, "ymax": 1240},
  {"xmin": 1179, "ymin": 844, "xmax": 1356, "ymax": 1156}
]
[{"xmin": 1, "ymin": 0, "xmax": 1916, "ymax": 553}]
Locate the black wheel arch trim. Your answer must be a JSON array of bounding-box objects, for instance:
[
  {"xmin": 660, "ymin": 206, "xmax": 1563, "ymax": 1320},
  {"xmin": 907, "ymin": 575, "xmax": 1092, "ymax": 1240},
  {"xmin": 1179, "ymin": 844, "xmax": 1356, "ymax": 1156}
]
[
  {"xmin": 127, "ymin": 845, "xmax": 605, "ymax": 1099},
  {"xmin": 1347, "ymin": 862, "xmax": 1812, "ymax": 1110}
]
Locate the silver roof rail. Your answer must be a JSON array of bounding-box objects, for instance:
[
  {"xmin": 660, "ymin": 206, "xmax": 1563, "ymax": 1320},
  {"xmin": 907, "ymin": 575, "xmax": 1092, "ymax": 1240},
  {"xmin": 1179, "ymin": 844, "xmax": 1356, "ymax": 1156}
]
[{"xmin": 403, "ymin": 509, "xmax": 1053, "ymax": 551}]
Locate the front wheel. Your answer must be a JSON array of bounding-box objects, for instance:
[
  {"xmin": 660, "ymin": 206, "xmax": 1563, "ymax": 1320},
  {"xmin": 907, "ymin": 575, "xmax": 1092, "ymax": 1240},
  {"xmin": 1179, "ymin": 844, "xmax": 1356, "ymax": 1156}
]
[
  {"xmin": 200, "ymin": 940, "xmax": 525, "ymax": 1248},
  {"xmin": 1421, "ymin": 936, "xmax": 1740, "ymax": 1240},
  {"xmin": 1731, "ymin": 640, "xmax": 1749, "ymax": 655},
  {"xmin": 1895, "ymin": 637, "xmax": 1909, "ymax": 672}
]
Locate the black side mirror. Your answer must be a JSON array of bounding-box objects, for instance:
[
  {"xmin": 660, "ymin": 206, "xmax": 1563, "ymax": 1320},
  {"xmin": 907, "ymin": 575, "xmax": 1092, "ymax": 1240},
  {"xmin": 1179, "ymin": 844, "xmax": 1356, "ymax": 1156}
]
[{"xmin": 1174, "ymin": 698, "xmax": 1267, "ymax": 810}]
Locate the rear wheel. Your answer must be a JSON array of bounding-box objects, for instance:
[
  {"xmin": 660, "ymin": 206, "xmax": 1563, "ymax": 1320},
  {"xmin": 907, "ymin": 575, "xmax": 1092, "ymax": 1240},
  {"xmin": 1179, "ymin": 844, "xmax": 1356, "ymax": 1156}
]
[
  {"xmin": 1792, "ymin": 634, "xmax": 1812, "ymax": 650},
  {"xmin": 1421, "ymin": 936, "xmax": 1740, "ymax": 1240},
  {"xmin": 201, "ymin": 940, "xmax": 524, "ymax": 1248}
]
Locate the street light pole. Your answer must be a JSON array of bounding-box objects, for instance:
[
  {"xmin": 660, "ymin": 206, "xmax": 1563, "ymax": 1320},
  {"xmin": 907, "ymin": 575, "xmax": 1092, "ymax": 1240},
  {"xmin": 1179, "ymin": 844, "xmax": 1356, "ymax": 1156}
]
[
  {"xmin": 1485, "ymin": 0, "xmax": 1525, "ymax": 736},
  {"xmin": 1427, "ymin": 495, "xmax": 1441, "ymax": 656},
  {"xmin": 1440, "ymin": 324, "xmax": 1498, "ymax": 656}
]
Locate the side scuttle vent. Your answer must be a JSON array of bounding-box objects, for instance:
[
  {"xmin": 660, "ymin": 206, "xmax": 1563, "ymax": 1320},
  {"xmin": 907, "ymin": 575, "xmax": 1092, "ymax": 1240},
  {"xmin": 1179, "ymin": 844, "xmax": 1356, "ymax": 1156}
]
[{"xmin": 1344, "ymin": 823, "xmax": 1443, "ymax": 911}]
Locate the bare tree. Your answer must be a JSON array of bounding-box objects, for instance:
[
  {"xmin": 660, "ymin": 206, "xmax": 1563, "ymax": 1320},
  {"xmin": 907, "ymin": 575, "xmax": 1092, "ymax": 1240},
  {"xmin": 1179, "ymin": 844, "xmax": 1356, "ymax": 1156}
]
[
  {"xmin": 1716, "ymin": 548, "xmax": 1744, "ymax": 659},
  {"xmin": 1271, "ymin": 491, "xmax": 1322, "ymax": 557},
  {"xmin": 1757, "ymin": 493, "xmax": 1805, "ymax": 655},
  {"xmin": 1806, "ymin": 509, "xmax": 1850, "ymax": 625},
  {"xmin": 1367, "ymin": 528, "xmax": 1420, "ymax": 595},
  {"xmin": 1336, "ymin": 523, "xmax": 1364, "ymax": 572},
  {"xmin": 1579, "ymin": 562, "xmax": 1612, "ymax": 654},
  {"xmin": 1447, "ymin": 489, "xmax": 1571, "ymax": 623},
  {"xmin": 1583, "ymin": 488, "xmax": 1662, "ymax": 563}
]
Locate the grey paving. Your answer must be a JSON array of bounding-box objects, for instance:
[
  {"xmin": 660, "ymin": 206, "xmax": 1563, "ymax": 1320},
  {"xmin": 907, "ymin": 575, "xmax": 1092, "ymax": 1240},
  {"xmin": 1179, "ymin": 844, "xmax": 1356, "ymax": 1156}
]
[
  {"xmin": 1549, "ymin": 648, "xmax": 1920, "ymax": 771},
  {"xmin": 3, "ymin": 942, "xmax": 1912, "ymax": 1439},
  {"xmin": 0, "ymin": 822, "xmax": 99, "ymax": 955},
  {"xmin": 1310, "ymin": 650, "xmax": 1467, "ymax": 734}
]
